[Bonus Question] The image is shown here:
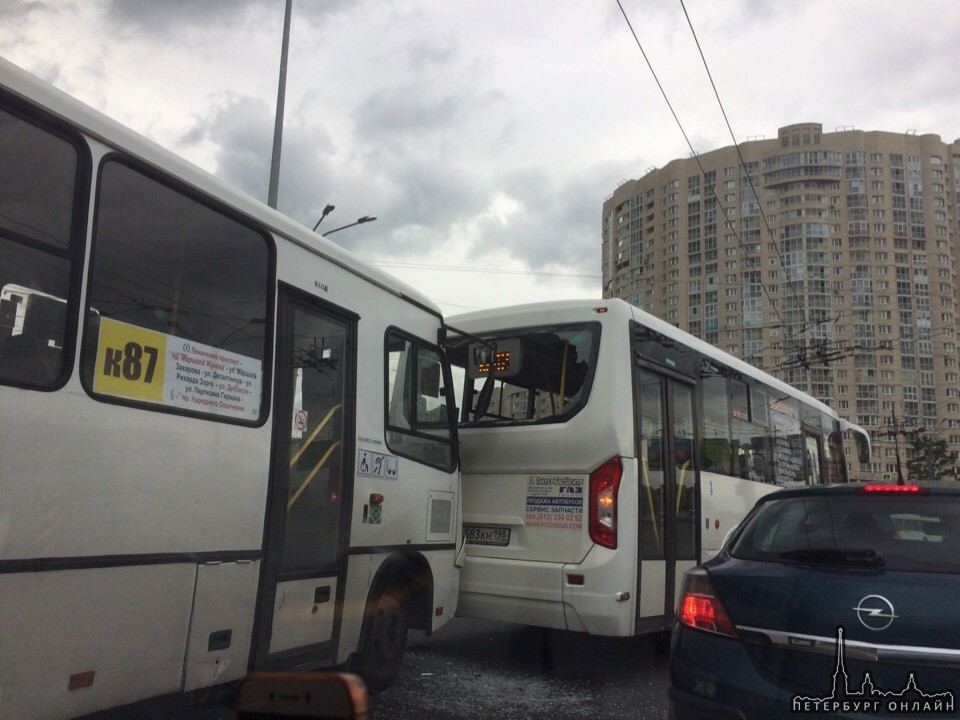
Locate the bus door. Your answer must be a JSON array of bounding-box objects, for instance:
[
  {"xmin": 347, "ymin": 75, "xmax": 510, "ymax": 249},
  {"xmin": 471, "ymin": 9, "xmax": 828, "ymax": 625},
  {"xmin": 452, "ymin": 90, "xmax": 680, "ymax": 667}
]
[
  {"xmin": 634, "ymin": 367, "xmax": 699, "ymax": 629},
  {"xmin": 253, "ymin": 287, "xmax": 356, "ymax": 669}
]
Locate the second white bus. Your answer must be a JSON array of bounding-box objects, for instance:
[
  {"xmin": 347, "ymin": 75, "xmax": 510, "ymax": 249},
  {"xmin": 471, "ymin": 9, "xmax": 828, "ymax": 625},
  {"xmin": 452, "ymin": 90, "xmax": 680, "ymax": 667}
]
[{"xmin": 446, "ymin": 299, "xmax": 870, "ymax": 637}]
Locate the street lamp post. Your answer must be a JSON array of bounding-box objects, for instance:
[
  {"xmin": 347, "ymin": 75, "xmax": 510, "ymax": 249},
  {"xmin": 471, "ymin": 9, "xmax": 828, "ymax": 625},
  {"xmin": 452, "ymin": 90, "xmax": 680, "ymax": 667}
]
[
  {"xmin": 322, "ymin": 216, "xmax": 377, "ymax": 237},
  {"xmin": 312, "ymin": 204, "xmax": 336, "ymax": 232},
  {"xmin": 267, "ymin": 0, "xmax": 293, "ymax": 209}
]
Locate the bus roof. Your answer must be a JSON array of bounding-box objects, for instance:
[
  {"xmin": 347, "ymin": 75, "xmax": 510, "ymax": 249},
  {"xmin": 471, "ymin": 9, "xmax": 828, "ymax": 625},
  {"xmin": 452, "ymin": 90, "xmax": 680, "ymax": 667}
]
[
  {"xmin": 0, "ymin": 56, "xmax": 441, "ymax": 317},
  {"xmin": 448, "ymin": 297, "xmax": 844, "ymax": 422}
]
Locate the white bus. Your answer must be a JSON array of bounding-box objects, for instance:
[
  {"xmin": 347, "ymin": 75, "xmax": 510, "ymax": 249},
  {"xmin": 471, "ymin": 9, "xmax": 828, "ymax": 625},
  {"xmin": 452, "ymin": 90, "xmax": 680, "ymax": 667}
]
[
  {"xmin": 0, "ymin": 58, "xmax": 460, "ymax": 720},
  {"xmin": 446, "ymin": 299, "xmax": 870, "ymax": 637}
]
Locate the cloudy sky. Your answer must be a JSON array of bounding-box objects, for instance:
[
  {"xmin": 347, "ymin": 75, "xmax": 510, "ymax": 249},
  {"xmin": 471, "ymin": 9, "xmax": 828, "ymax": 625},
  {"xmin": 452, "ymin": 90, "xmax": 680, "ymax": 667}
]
[{"xmin": 2, "ymin": 0, "xmax": 959, "ymax": 314}]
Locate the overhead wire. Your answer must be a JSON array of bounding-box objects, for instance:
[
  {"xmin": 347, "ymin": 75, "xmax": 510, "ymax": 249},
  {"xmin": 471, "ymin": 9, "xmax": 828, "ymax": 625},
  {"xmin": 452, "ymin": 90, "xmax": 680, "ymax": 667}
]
[
  {"xmin": 680, "ymin": 0, "xmax": 951, "ymax": 376},
  {"xmin": 778, "ymin": 324, "xmax": 960, "ymax": 371},
  {"xmin": 613, "ymin": 0, "xmax": 811, "ymax": 376},
  {"xmin": 677, "ymin": 0, "xmax": 815, "ymax": 346}
]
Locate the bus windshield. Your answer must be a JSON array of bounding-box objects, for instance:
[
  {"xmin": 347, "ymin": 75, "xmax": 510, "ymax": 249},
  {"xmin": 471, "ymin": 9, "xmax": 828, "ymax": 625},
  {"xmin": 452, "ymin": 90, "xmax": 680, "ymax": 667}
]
[{"xmin": 449, "ymin": 322, "xmax": 600, "ymax": 425}]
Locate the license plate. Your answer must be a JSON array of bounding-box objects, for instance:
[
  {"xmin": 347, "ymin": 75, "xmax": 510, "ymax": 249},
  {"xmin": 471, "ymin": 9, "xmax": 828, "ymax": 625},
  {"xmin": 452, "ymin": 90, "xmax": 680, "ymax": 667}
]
[{"xmin": 464, "ymin": 526, "xmax": 510, "ymax": 546}]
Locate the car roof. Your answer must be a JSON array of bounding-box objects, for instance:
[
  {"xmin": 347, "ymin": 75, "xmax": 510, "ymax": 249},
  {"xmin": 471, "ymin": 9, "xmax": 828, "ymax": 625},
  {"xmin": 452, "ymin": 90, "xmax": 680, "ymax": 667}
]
[{"xmin": 756, "ymin": 484, "xmax": 960, "ymax": 504}]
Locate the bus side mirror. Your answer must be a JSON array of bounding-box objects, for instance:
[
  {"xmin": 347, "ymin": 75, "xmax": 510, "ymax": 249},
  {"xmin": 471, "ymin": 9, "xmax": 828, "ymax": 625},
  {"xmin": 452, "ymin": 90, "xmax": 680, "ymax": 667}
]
[
  {"xmin": 236, "ymin": 672, "xmax": 369, "ymax": 720},
  {"xmin": 473, "ymin": 372, "xmax": 495, "ymax": 422},
  {"xmin": 854, "ymin": 432, "xmax": 871, "ymax": 465},
  {"xmin": 839, "ymin": 419, "xmax": 871, "ymax": 465}
]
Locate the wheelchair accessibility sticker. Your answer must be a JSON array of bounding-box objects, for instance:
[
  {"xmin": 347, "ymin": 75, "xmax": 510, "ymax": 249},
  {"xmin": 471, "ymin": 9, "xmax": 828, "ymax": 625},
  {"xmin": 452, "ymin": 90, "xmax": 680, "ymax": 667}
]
[{"xmin": 358, "ymin": 449, "xmax": 398, "ymax": 480}]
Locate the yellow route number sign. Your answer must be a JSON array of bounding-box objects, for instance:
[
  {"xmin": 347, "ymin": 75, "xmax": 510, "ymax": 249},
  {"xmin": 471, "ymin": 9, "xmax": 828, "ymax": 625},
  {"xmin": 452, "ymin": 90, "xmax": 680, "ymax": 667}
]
[{"xmin": 94, "ymin": 318, "xmax": 167, "ymax": 402}]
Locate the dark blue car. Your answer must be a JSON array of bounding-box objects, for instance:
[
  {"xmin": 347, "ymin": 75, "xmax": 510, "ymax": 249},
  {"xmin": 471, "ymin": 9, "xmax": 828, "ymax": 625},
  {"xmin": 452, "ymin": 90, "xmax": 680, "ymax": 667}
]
[{"xmin": 669, "ymin": 484, "xmax": 960, "ymax": 720}]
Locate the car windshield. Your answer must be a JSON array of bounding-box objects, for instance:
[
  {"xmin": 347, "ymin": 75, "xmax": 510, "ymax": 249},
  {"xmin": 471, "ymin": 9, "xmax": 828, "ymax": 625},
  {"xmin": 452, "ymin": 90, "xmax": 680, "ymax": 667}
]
[{"xmin": 730, "ymin": 494, "xmax": 960, "ymax": 574}]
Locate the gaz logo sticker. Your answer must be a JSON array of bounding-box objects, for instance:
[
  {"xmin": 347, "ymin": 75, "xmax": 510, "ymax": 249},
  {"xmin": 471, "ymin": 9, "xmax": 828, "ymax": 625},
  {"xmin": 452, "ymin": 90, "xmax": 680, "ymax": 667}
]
[{"xmin": 94, "ymin": 319, "xmax": 166, "ymax": 401}]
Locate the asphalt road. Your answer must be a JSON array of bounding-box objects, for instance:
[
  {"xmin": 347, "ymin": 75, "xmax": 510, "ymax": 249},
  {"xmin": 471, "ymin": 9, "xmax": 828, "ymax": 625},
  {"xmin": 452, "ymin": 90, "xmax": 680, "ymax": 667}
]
[
  {"xmin": 81, "ymin": 618, "xmax": 671, "ymax": 720},
  {"xmin": 370, "ymin": 618, "xmax": 672, "ymax": 720}
]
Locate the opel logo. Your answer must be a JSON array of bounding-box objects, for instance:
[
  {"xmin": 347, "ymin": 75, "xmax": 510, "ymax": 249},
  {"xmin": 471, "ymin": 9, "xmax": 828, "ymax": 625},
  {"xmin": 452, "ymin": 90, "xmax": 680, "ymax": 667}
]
[{"xmin": 853, "ymin": 594, "xmax": 898, "ymax": 631}]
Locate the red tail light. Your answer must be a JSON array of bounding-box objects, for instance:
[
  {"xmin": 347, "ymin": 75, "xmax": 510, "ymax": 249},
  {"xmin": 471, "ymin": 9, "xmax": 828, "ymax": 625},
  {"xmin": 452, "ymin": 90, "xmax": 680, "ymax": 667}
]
[
  {"xmin": 677, "ymin": 569, "xmax": 737, "ymax": 638},
  {"xmin": 858, "ymin": 484, "xmax": 926, "ymax": 494},
  {"xmin": 589, "ymin": 457, "xmax": 622, "ymax": 549}
]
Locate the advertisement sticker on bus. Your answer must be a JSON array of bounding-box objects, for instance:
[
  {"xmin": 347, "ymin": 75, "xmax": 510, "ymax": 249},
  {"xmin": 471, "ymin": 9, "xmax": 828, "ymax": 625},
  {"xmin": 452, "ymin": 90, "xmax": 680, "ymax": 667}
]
[{"xmin": 525, "ymin": 475, "xmax": 586, "ymax": 531}]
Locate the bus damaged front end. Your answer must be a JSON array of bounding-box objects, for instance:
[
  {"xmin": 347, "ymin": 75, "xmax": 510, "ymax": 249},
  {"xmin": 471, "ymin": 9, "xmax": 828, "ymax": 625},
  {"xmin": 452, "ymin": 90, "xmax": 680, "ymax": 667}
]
[{"xmin": 448, "ymin": 302, "xmax": 641, "ymax": 636}]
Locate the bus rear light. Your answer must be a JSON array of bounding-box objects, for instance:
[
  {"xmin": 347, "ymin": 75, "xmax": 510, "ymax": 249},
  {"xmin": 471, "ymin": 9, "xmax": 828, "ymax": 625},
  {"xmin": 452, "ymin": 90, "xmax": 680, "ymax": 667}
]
[
  {"xmin": 677, "ymin": 569, "xmax": 736, "ymax": 638},
  {"xmin": 589, "ymin": 457, "xmax": 622, "ymax": 549}
]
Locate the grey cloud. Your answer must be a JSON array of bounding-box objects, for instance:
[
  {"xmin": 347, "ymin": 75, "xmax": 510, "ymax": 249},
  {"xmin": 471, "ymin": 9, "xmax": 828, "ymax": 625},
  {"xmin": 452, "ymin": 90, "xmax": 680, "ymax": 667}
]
[
  {"xmin": 0, "ymin": 2, "xmax": 64, "ymax": 80},
  {"xmin": 727, "ymin": 0, "xmax": 779, "ymax": 26},
  {"xmin": 105, "ymin": 0, "xmax": 263, "ymax": 30},
  {"xmin": 353, "ymin": 87, "xmax": 469, "ymax": 141},
  {"xmin": 330, "ymin": 154, "xmax": 638, "ymax": 292},
  {"xmin": 0, "ymin": 1, "xmax": 47, "ymax": 21},
  {"xmin": 848, "ymin": 24, "xmax": 955, "ymax": 120},
  {"xmin": 349, "ymin": 35, "xmax": 505, "ymax": 147},
  {"xmin": 104, "ymin": 0, "xmax": 357, "ymax": 35},
  {"xmin": 272, "ymin": 123, "xmax": 347, "ymax": 227},
  {"xmin": 327, "ymin": 157, "xmax": 490, "ymax": 258},
  {"xmin": 603, "ymin": 0, "xmax": 681, "ymax": 37},
  {"xmin": 402, "ymin": 36, "xmax": 459, "ymax": 71},
  {"xmin": 180, "ymin": 92, "xmax": 336, "ymax": 222},
  {"xmin": 382, "ymin": 159, "xmax": 485, "ymax": 226},
  {"xmin": 180, "ymin": 94, "xmax": 274, "ymax": 202},
  {"xmin": 176, "ymin": 89, "xmax": 488, "ymax": 259},
  {"xmin": 467, "ymin": 159, "xmax": 644, "ymax": 289}
]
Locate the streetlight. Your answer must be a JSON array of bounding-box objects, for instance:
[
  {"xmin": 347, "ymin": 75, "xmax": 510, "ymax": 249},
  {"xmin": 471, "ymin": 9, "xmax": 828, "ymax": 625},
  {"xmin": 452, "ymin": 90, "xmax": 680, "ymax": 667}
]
[
  {"xmin": 312, "ymin": 204, "xmax": 336, "ymax": 232},
  {"xmin": 323, "ymin": 216, "xmax": 377, "ymax": 237}
]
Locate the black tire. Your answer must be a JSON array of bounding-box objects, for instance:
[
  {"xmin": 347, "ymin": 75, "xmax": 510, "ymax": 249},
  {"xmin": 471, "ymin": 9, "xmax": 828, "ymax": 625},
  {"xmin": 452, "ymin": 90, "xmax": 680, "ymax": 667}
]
[{"xmin": 355, "ymin": 587, "xmax": 409, "ymax": 693}]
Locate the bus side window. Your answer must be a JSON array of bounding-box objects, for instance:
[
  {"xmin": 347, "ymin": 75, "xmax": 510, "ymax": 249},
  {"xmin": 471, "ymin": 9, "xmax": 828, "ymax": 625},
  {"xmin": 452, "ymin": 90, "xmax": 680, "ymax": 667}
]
[
  {"xmin": 81, "ymin": 158, "xmax": 271, "ymax": 423},
  {"xmin": 700, "ymin": 375, "xmax": 731, "ymax": 474},
  {"xmin": 0, "ymin": 291, "xmax": 64, "ymax": 384},
  {"xmin": 0, "ymin": 102, "xmax": 86, "ymax": 389},
  {"xmin": 385, "ymin": 330, "xmax": 456, "ymax": 472}
]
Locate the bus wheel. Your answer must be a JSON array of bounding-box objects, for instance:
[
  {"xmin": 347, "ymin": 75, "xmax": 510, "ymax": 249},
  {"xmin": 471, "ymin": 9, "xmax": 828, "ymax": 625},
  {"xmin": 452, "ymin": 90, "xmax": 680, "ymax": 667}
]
[{"xmin": 357, "ymin": 587, "xmax": 408, "ymax": 693}]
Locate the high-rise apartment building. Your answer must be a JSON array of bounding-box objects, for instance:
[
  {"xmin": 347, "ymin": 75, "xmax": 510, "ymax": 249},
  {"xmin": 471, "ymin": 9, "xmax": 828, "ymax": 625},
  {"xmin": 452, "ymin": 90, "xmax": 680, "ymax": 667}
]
[{"xmin": 602, "ymin": 123, "xmax": 960, "ymax": 481}]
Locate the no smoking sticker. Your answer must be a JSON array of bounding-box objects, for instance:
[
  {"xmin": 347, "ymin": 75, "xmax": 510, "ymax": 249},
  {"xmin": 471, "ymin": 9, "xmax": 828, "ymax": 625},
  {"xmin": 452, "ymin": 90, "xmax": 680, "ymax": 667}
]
[{"xmin": 294, "ymin": 410, "xmax": 308, "ymax": 431}]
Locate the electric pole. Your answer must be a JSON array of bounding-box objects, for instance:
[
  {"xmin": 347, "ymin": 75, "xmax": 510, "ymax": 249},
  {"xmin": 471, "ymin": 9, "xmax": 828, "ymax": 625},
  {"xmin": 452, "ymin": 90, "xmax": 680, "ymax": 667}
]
[{"xmin": 888, "ymin": 412, "xmax": 907, "ymax": 486}]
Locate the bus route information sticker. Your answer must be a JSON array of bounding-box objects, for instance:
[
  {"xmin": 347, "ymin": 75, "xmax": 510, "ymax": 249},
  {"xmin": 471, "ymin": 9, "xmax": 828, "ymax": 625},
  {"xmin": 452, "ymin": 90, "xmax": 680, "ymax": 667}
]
[
  {"xmin": 94, "ymin": 317, "xmax": 262, "ymax": 420},
  {"xmin": 525, "ymin": 475, "xmax": 586, "ymax": 530}
]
